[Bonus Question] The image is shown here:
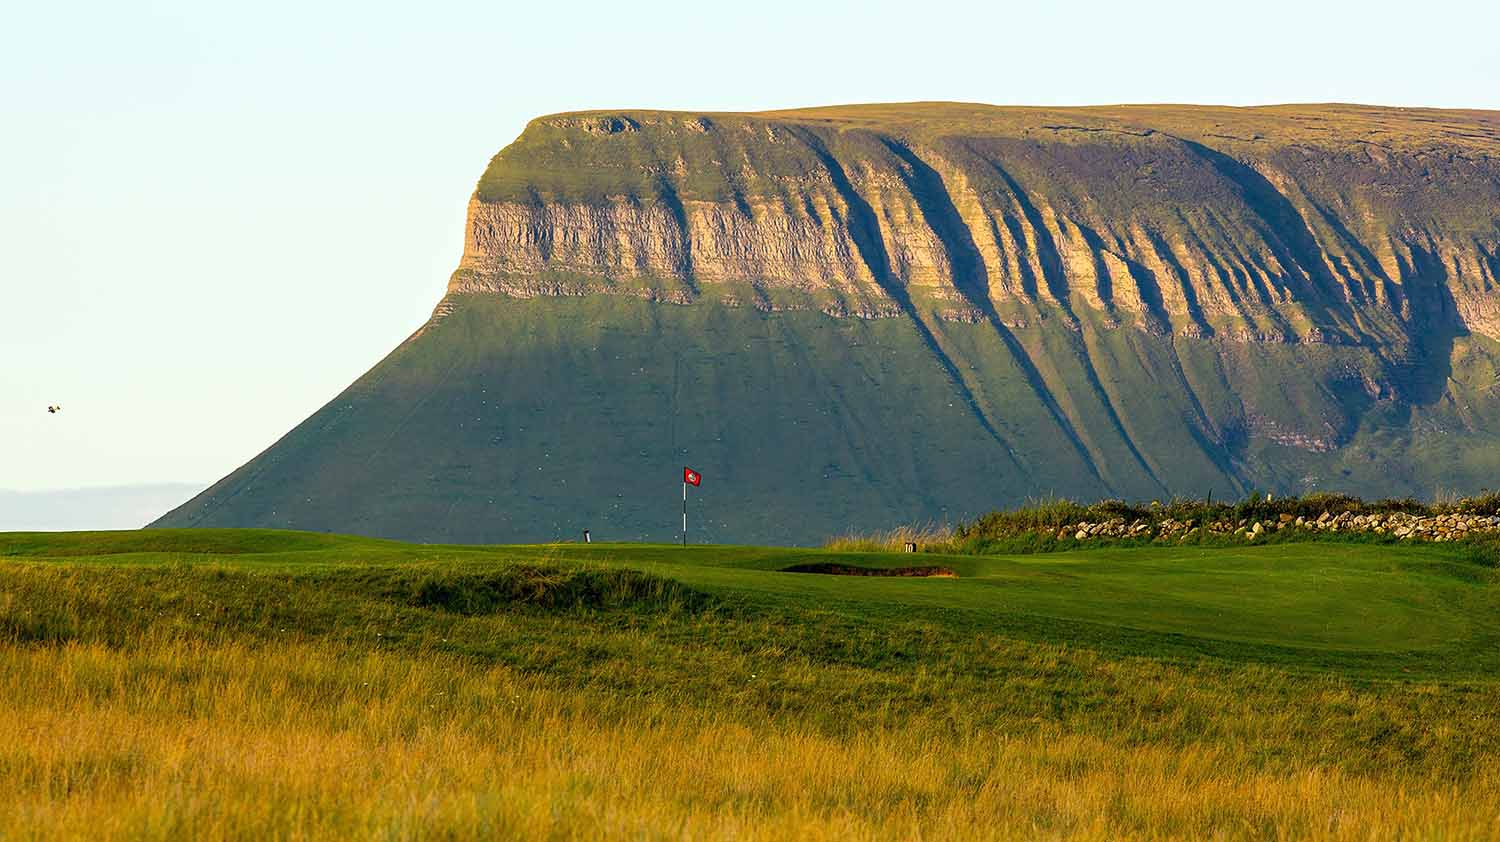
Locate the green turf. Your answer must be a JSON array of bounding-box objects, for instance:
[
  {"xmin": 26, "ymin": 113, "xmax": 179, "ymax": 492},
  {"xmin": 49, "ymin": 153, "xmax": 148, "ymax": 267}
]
[
  {"xmin": 11, "ymin": 527, "xmax": 1500, "ymax": 787},
  {"xmin": 7, "ymin": 528, "xmax": 1497, "ymax": 681}
]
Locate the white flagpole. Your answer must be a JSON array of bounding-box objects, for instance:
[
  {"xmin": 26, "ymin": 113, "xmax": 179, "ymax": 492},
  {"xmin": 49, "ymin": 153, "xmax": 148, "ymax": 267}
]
[{"xmin": 682, "ymin": 478, "xmax": 688, "ymax": 546}]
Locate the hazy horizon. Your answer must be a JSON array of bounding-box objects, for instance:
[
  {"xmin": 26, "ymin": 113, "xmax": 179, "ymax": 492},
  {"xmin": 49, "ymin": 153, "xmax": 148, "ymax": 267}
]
[{"xmin": 0, "ymin": 483, "xmax": 207, "ymax": 531}]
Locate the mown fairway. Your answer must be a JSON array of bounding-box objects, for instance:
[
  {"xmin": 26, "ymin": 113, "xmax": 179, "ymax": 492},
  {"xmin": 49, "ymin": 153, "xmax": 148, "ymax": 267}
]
[{"xmin": 3, "ymin": 530, "xmax": 1500, "ymax": 839}]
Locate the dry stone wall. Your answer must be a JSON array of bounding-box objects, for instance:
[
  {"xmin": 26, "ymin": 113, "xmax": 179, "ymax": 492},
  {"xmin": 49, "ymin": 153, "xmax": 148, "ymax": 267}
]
[{"xmin": 1057, "ymin": 509, "xmax": 1500, "ymax": 543}]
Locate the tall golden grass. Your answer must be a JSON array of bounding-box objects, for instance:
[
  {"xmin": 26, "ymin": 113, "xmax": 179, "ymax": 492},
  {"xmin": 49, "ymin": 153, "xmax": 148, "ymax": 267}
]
[
  {"xmin": 4, "ymin": 634, "xmax": 1498, "ymax": 840},
  {"xmin": 824, "ymin": 523, "xmax": 954, "ymax": 553}
]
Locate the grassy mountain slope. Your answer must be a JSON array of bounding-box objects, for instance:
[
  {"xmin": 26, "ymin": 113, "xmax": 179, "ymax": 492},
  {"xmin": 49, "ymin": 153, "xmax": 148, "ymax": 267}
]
[
  {"xmin": 158, "ymin": 297, "xmax": 1060, "ymax": 543},
  {"xmin": 159, "ymin": 294, "xmax": 1500, "ymax": 544}
]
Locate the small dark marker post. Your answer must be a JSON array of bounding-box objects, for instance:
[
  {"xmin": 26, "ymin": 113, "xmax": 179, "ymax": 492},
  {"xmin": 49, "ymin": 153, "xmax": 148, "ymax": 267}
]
[{"xmin": 583, "ymin": 529, "xmax": 591, "ymax": 544}]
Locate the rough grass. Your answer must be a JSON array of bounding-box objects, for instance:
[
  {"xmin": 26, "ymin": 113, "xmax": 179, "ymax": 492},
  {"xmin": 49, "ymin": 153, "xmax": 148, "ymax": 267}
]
[
  {"xmin": 5, "ymin": 639, "xmax": 1498, "ymax": 841},
  {"xmin": 4, "ymin": 530, "xmax": 1500, "ymax": 838},
  {"xmin": 823, "ymin": 523, "xmax": 955, "ymax": 553},
  {"xmin": 408, "ymin": 565, "xmax": 709, "ymax": 614}
]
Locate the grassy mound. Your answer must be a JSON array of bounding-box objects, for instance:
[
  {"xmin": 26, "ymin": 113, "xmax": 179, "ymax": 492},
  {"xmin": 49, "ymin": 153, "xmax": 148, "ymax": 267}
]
[
  {"xmin": 0, "ymin": 562, "xmax": 709, "ymax": 647},
  {"xmin": 408, "ymin": 566, "xmax": 709, "ymax": 614}
]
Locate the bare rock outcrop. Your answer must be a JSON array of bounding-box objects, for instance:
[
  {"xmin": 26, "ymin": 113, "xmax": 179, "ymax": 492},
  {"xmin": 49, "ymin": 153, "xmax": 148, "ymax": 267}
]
[{"xmin": 457, "ymin": 104, "xmax": 1500, "ymax": 350}]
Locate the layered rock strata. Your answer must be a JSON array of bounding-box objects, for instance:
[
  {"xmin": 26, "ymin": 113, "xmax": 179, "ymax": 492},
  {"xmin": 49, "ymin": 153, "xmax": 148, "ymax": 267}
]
[{"xmin": 457, "ymin": 103, "xmax": 1500, "ymax": 348}]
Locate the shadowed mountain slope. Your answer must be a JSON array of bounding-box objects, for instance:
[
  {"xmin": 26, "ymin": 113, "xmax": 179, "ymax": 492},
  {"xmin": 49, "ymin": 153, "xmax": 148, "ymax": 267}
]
[{"xmin": 155, "ymin": 103, "xmax": 1500, "ymax": 544}]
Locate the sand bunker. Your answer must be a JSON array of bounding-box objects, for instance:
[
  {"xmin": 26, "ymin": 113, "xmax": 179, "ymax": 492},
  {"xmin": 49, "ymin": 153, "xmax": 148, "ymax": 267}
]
[{"xmin": 780, "ymin": 563, "xmax": 957, "ymax": 578}]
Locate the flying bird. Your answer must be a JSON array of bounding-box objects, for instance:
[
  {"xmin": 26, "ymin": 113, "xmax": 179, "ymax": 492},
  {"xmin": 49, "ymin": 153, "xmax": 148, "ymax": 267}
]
[{"xmin": 47, "ymin": 405, "xmax": 61, "ymax": 414}]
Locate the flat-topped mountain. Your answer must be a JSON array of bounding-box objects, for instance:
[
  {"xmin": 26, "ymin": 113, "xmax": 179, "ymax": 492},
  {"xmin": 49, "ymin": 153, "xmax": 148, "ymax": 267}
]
[{"xmin": 155, "ymin": 103, "xmax": 1500, "ymax": 543}]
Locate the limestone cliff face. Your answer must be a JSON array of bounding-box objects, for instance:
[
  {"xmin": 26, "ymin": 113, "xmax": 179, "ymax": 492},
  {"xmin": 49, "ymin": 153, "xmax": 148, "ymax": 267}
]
[{"xmin": 455, "ymin": 104, "xmax": 1500, "ymax": 347}]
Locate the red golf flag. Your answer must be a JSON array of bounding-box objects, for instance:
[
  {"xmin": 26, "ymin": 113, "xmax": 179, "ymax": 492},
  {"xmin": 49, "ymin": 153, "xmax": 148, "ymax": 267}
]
[{"xmin": 683, "ymin": 467, "xmax": 701, "ymax": 486}]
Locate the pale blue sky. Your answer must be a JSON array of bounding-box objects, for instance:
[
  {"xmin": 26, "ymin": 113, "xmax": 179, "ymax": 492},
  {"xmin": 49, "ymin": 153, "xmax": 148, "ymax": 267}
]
[{"xmin": 4, "ymin": 0, "xmax": 1498, "ymax": 495}]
